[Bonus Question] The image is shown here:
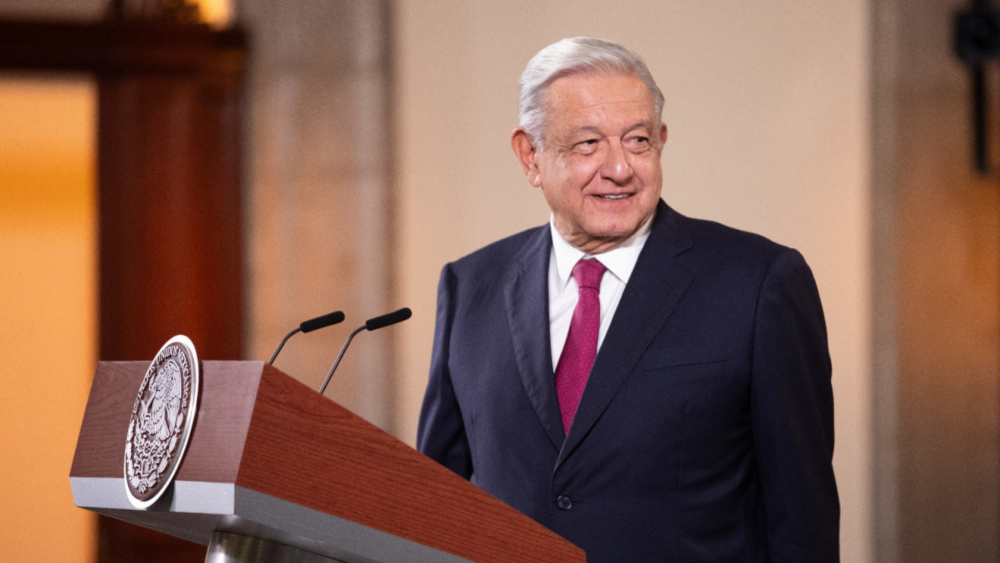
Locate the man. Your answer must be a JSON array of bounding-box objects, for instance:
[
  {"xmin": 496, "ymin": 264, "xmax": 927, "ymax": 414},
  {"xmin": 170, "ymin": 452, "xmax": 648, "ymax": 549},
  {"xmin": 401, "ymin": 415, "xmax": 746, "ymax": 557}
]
[{"xmin": 418, "ymin": 37, "xmax": 839, "ymax": 562}]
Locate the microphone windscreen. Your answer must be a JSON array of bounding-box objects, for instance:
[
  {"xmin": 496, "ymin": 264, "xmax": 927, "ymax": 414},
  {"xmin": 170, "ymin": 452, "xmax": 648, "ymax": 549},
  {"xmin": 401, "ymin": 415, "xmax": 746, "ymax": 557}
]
[
  {"xmin": 365, "ymin": 307, "xmax": 412, "ymax": 331},
  {"xmin": 300, "ymin": 311, "xmax": 346, "ymax": 333}
]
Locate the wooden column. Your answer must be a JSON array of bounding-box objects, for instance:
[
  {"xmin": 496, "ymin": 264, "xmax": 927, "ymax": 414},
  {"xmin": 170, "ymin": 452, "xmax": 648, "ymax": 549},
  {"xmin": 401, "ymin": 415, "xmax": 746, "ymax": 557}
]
[
  {"xmin": 98, "ymin": 66, "xmax": 244, "ymax": 361},
  {"xmin": 96, "ymin": 27, "xmax": 246, "ymax": 563}
]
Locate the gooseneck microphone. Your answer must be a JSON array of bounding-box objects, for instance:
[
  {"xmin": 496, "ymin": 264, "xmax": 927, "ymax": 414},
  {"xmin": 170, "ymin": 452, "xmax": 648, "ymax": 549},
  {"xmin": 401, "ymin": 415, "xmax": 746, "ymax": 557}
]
[
  {"xmin": 268, "ymin": 310, "xmax": 346, "ymax": 365},
  {"xmin": 318, "ymin": 307, "xmax": 412, "ymax": 395}
]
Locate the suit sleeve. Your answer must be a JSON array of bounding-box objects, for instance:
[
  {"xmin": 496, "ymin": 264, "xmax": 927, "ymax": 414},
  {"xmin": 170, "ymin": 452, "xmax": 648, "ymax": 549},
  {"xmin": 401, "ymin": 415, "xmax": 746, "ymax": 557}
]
[
  {"xmin": 416, "ymin": 264, "xmax": 474, "ymax": 479},
  {"xmin": 751, "ymin": 248, "xmax": 840, "ymax": 562}
]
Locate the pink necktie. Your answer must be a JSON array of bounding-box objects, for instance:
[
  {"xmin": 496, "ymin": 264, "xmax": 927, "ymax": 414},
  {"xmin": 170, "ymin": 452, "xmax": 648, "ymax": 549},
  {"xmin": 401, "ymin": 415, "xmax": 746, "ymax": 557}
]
[{"xmin": 555, "ymin": 258, "xmax": 607, "ymax": 435}]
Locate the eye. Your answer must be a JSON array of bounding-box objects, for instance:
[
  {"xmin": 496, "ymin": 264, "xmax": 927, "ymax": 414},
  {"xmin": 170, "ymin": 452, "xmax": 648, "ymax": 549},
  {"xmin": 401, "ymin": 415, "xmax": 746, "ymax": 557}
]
[
  {"xmin": 576, "ymin": 139, "xmax": 600, "ymax": 154},
  {"xmin": 625, "ymin": 135, "xmax": 651, "ymax": 152}
]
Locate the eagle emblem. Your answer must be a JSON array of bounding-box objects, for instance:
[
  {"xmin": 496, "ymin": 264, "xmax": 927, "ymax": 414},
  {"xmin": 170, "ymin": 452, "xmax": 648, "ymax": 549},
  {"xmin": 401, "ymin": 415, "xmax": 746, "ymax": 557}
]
[{"xmin": 124, "ymin": 335, "xmax": 199, "ymax": 508}]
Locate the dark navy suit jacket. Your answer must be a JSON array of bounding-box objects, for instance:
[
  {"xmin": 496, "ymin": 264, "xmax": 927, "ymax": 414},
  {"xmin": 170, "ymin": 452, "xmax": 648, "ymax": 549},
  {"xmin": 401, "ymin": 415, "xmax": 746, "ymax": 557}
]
[{"xmin": 417, "ymin": 201, "xmax": 839, "ymax": 562}]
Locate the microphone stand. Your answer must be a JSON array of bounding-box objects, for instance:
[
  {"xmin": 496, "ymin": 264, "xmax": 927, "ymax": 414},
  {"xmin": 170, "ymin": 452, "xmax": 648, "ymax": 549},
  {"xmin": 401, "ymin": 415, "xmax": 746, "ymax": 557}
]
[{"xmin": 319, "ymin": 325, "xmax": 366, "ymax": 395}]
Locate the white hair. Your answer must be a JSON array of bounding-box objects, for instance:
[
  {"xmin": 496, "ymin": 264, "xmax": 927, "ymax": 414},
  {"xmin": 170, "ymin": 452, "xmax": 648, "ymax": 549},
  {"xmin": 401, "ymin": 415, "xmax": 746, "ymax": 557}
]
[{"xmin": 517, "ymin": 37, "xmax": 665, "ymax": 150}]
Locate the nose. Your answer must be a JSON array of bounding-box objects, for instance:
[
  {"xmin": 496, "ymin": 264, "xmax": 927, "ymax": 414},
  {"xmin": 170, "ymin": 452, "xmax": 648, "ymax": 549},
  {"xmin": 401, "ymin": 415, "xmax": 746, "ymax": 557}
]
[{"xmin": 599, "ymin": 140, "xmax": 634, "ymax": 185}]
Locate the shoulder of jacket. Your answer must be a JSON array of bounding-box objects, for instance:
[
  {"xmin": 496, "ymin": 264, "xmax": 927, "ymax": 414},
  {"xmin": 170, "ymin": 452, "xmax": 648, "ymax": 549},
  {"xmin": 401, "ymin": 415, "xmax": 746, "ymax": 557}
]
[{"xmin": 447, "ymin": 224, "xmax": 547, "ymax": 273}]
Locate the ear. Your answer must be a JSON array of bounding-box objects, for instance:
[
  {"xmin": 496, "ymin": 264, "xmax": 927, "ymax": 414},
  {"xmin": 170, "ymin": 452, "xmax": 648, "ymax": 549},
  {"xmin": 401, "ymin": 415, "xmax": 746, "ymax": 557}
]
[
  {"xmin": 659, "ymin": 122, "xmax": 668, "ymax": 146},
  {"xmin": 511, "ymin": 127, "xmax": 542, "ymax": 187}
]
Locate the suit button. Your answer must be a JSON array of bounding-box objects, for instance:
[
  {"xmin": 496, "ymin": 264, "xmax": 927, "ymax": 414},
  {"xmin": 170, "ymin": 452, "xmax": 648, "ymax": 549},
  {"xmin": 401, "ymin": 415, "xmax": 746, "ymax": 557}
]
[{"xmin": 557, "ymin": 495, "xmax": 573, "ymax": 510}]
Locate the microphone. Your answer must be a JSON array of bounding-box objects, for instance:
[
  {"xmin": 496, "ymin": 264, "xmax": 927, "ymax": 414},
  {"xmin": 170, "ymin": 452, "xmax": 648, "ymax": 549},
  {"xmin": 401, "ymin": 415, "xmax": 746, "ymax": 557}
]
[
  {"xmin": 318, "ymin": 307, "xmax": 412, "ymax": 395},
  {"xmin": 268, "ymin": 310, "xmax": 346, "ymax": 365}
]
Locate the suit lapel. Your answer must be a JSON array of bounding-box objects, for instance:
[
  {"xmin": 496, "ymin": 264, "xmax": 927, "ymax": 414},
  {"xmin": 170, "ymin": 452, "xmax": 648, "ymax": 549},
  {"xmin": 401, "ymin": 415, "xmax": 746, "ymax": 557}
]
[
  {"xmin": 504, "ymin": 227, "xmax": 564, "ymax": 452},
  {"xmin": 557, "ymin": 202, "xmax": 695, "ymax": 468}
]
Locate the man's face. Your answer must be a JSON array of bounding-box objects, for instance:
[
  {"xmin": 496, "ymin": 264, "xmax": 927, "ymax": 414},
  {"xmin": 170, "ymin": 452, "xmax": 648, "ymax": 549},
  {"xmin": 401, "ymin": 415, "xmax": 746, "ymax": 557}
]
[{"xmin": 513, "ymin": 72, "xmax": 667, "ymax": 254}]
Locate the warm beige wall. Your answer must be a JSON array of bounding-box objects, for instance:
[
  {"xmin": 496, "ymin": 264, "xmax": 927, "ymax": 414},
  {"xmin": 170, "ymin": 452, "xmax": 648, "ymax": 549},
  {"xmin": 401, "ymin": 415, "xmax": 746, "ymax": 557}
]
[
  {"xmin": 0, "ymin": 75, "xmax": 97, "ymax": 563},
  {"xmin": 393, "ymin": 2, "xmax": 871, "ymax": 562}
]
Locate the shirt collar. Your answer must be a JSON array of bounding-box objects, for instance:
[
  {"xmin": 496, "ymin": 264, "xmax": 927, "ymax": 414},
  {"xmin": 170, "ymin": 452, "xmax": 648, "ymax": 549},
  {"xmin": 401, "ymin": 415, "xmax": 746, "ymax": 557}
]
[{"xmin": 549, "ymin": 212, "xmax": 654, "ymax": 290}]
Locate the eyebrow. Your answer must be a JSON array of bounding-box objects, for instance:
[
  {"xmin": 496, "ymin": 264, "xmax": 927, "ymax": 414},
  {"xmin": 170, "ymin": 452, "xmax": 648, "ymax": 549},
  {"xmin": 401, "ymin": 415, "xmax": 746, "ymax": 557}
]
[{"xmin": 574, "ymin": 121, "xmax": 656, "ymax": 136}]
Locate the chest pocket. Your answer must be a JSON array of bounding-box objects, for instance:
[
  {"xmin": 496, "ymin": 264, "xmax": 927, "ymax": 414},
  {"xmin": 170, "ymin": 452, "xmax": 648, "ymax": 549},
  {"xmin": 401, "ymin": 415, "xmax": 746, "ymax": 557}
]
[{"xmin": 640, "ymin": 346, "xmax": 730, "ymax": 370}]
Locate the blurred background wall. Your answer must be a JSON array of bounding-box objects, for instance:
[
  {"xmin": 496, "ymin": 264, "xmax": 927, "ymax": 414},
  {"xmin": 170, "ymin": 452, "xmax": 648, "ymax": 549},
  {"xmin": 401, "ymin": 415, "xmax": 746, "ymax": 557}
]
[
  {"xmin": 0, "ymin": 0, "xmax": 104, "ymax": 559},
  {"xmin": 4, "ymin": 1, "xmax": 997, "ymax": 563}
]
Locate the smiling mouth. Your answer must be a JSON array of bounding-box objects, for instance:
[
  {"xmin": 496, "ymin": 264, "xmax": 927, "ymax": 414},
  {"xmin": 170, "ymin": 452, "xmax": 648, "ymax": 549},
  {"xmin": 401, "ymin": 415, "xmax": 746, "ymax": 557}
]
[{"xmin": 596, "ymin": 194, "xmax": 631, "ymax": 200}]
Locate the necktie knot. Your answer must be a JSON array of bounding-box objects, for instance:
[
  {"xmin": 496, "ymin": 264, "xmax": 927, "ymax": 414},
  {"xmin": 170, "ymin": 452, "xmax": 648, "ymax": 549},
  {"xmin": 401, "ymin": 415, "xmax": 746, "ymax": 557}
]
[{"xmin": 573, "ymin": 258, "xmax": 607, "ymax": 290}]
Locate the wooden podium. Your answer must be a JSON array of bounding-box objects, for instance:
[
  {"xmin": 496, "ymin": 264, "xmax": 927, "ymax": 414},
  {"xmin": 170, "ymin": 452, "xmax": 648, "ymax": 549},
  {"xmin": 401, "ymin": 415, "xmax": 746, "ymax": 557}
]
[{"xmin": 70, "ymin": 361, "xmax": 586, "ymax": 563}]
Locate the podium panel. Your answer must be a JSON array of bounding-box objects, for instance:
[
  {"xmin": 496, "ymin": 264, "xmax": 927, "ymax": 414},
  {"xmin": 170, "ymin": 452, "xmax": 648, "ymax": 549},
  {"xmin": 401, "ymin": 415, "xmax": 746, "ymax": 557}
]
[{"xmin": 70, "ymin": 361, "xmax": 586, "ymax": 563}]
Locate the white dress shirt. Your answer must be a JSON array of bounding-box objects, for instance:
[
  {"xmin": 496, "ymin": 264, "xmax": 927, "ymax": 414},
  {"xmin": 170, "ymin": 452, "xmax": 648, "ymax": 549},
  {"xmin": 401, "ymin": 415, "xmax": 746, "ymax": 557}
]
[{"xmin": 548, "ymin": 216, "xmax": 653, "ymax": 370}]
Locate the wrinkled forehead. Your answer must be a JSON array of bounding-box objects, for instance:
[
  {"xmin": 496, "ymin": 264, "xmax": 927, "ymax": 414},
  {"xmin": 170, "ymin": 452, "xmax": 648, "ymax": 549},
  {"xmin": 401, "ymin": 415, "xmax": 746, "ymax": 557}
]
[
  {"xmin": 543, "ymin": 72, "xmax": 658, "ymax": 128},
  {"xmin": 549, "ymin": 67, "xmax": 655, "ymax": 103}
]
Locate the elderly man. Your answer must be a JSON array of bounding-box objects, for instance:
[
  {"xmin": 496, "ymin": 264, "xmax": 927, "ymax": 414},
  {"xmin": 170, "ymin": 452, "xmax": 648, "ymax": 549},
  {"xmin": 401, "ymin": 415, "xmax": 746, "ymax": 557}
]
[{"xmin": 418, "ymin": 37, "xmax": 839, "ymax": 563}]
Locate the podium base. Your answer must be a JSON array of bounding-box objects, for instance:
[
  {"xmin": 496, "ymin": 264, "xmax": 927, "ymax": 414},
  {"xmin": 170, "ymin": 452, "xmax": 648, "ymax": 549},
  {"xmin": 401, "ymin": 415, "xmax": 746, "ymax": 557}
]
[{"xmin": 205, "ymin": 532, "xmax": 346, "ymax": 563}]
